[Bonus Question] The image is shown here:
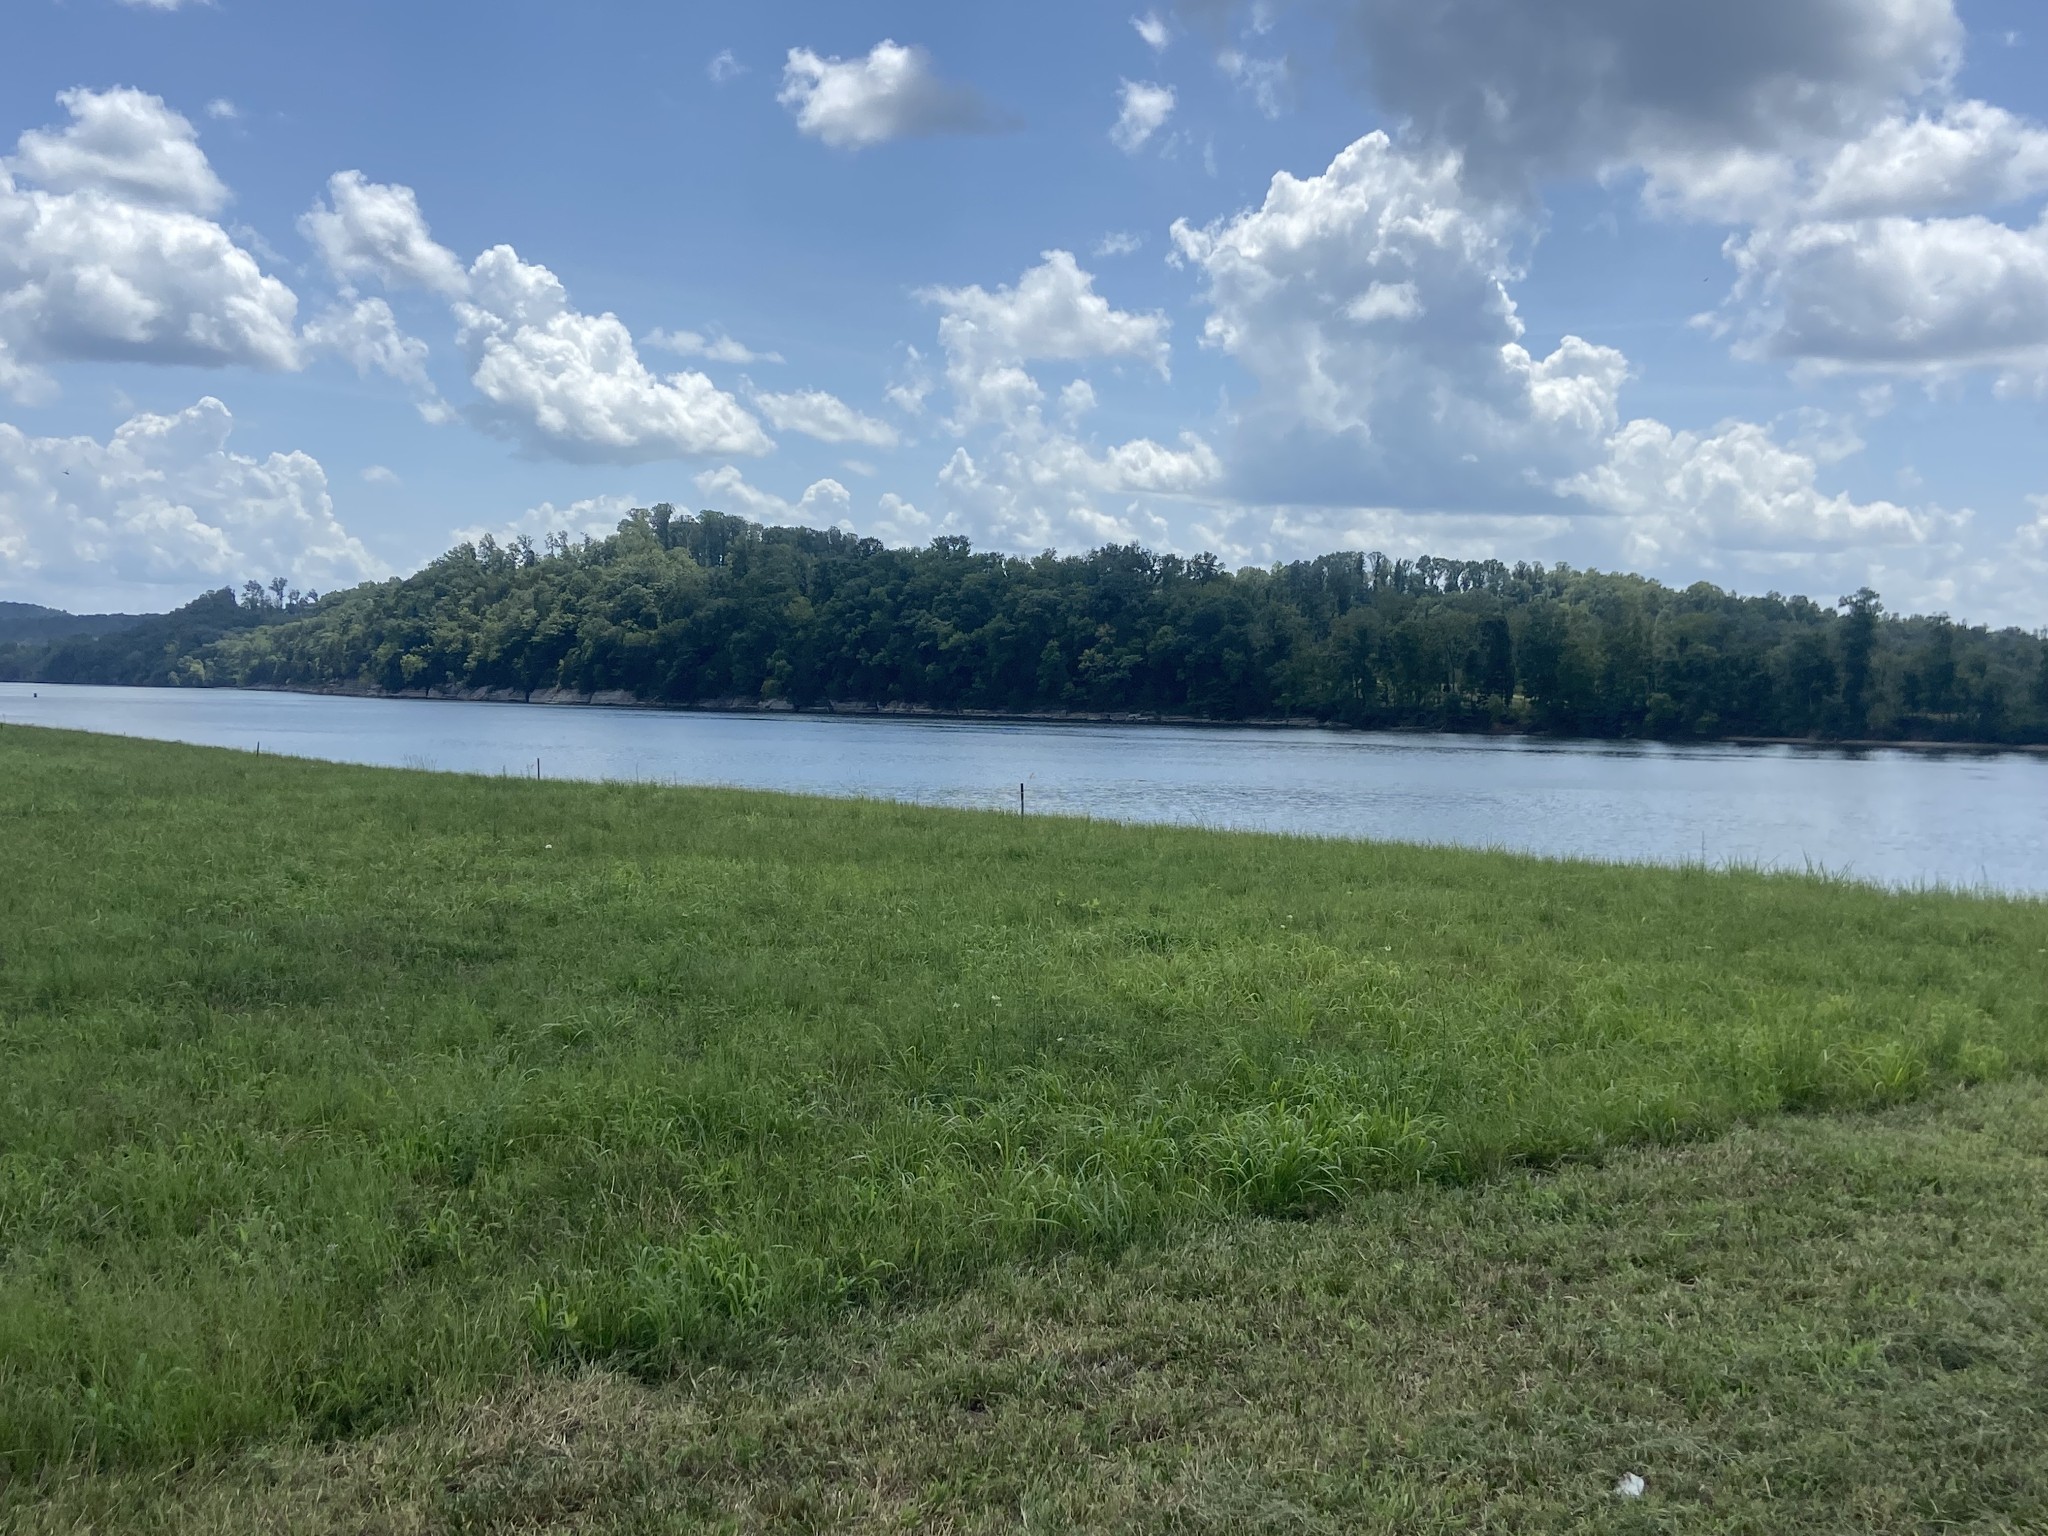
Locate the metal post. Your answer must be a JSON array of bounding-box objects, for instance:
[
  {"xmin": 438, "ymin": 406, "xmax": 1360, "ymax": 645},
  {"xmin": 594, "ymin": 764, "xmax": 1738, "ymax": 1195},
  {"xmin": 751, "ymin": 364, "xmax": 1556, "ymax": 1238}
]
[{"xmin": 1020, "ymin": 781, "xmax": 1025, "ymax": 816}]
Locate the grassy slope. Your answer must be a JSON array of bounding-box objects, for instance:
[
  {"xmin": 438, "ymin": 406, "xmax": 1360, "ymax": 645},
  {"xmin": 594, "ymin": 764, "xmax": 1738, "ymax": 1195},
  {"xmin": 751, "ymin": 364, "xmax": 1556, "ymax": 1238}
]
[
  {"xmin": 19, "ymin": 1082, "xmax": 2048, "ymax": 1533},
  {"xmin": 1, "ymin": 728, "xmax": 2044, "ymax": 1497}
]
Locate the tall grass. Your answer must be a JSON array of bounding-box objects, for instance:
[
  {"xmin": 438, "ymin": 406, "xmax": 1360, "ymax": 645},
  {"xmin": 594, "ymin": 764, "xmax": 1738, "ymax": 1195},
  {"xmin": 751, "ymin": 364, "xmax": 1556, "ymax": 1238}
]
[{"xmin": 0, "ymin": 727, "xmax": 2042, "ymax": 1476}]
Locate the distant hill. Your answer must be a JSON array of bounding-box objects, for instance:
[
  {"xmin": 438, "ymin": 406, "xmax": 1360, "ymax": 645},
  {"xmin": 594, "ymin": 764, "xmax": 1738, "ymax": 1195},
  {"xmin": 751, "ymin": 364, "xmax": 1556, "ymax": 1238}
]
[
  {"xmin": 5, "ymin": 507, "xmax": 2046, "ymax": 745},
  {"xmin": 0, "ymin": 602, "xmax": 153, "ymax": 646}
]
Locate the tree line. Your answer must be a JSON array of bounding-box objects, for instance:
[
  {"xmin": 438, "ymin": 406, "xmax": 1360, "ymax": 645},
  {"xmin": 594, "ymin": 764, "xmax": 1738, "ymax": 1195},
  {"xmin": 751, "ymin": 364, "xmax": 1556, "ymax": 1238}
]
[{"xmin": 7, "ymin": 506, "xmax": 2047, "ymax": 743}]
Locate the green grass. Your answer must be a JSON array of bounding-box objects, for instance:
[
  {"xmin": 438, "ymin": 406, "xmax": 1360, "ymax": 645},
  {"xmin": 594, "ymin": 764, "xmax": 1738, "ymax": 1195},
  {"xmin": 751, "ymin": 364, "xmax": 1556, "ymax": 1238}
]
[
  {"xmin": 1, "ymin": 727, "xmax": 2044, "ymax": 1501},
  {"xmin": 19, "ymin": 1081, "xmax": 2048, "ymax": 1533}
]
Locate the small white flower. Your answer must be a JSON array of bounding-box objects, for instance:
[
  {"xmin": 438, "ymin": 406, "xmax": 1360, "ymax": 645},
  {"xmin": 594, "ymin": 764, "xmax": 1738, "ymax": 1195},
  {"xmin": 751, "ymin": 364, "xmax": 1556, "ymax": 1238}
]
[{"xmin": 1614, "ymin": 1472, "xmax": 1646, "ymax": 1499}]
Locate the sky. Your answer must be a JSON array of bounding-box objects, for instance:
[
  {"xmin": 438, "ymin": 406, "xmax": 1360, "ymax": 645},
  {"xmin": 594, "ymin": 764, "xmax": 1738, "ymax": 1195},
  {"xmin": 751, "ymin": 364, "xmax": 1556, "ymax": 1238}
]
[{"xmin": 3, "ymin": 0, "xmax": 2047, "ymax": 626}]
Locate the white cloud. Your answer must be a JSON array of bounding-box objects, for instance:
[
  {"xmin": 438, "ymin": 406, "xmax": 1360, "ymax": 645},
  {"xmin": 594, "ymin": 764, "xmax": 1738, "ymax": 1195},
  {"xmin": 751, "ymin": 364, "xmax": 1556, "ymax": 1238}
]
[
  {"xmin": 1217, "ymin": 50, "xmax": 1290, "ymax": 119},
  {"xmin": 0, "ymin": 91, "xmax": 299, "ymax": 396},
  {"xmin": 361, "ymin": 464, "xmax": 398, "ymax": 486},
  {"xmin": 1132, "ymin": 12, "xmax": 1170, "ymax": 51},
  {"xmin": 1336, "ymin": 1, "xmax": 2047, "ymax": 392},
  {"xmin": 451, "ymin": 492, "xmax": 642, "ymax": 550},
  {"xmin": 205, "ymin": 99, "xmax": 237, "ymax": 122},
  {"xmin": 779, "ymin": 40, "xmax": 993, "ymax": 150},
  {"xmin": 453, "ymin": 245, "xmax": 771, "ymax": 463},
  {"xmin": 0, "ymin": 397, "xmax": 381, "ymax": 604},
  {"xmin": 693, "ymin": 464, "xmax": 852, "ymax": 524},
  {"xmin": 302, "ymin": 296, "xmax": 452, "ymax": 423},
  {"xmin": 1724, "ymin": 209, "xmax": 2048, "ymax": 382},
  {"xmin": 751, "ymin": 387, "xmax": 900, "ymax": 448},
  {"xmin": 1643, "ymin": 95, "xmax": 2048, "ymax": 385},
  {"xmin": 1171, "ymin": 131, "xmax": 1627, "ymax": 509},
  {"xmin": 299, "ymin": 170, "xmax": 468, "ymax": 296},
  {"xmin": 707, "ymin": 49, "xmax": 744, "ymax": 85},
  {"xmin": 936, "ymin": 438, "xmax": 1205, "ymax": 552},
  {"xmin": 1564, "ymin": 416, "xmax": 1942, "ymax": 568},
  {"xmin": 1111, "ymin": 80, "xmax": 1176, "ymax": 154},
  {"xmin": 1094, "ymin": 231, "xmax": 1142, "ymax": 258},
  {"xmin": 8, "ymin": 87, "xmax": 226, "ymax": 214},
  {"xmin": 904, "ymin": 249, "xmax": 1216, "ymax": 551},
  {"xmin": 1804, "ymin": 101, "xmax": 2048, "ymax": 220},
  {"xmin": 885, "ymin": 345, "xmax": 933, "ymax": 416},
  {"xmin": 116, "ymin": 0, "xmax": 209, "ymax": 9},
  {"xmin": 921, "ymin": 249, "xmax": 1170, "ymax": 430},
  {"xmin": 644, "ymin": 326, "xmax": 783, "ymax": 365},
  {"xmin": 1640, "ymin": 99, "xmax": 2048, "ymax": 225},
  {"xmin": 871, "ymin": 490, "xmax": 934, "ymax": 543}
]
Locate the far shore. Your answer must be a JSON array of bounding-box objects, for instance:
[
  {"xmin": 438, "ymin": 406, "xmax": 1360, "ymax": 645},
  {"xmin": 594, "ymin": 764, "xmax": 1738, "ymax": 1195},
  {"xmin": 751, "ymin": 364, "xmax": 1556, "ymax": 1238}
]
[{"xmin": 15, "ymin": 675, "xmax": 2047, "ymax": 755}]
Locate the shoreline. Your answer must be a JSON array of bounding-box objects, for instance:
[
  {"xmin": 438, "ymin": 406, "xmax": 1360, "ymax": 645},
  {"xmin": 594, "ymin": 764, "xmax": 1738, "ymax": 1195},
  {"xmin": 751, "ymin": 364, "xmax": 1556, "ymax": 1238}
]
[
  {"xmin": 200, "ymin": 680, "xmax": 2048, "ymax": 756},
  {"xmin": 9, "ymin": 676, "xmax": 2047, "ymax": 756}
]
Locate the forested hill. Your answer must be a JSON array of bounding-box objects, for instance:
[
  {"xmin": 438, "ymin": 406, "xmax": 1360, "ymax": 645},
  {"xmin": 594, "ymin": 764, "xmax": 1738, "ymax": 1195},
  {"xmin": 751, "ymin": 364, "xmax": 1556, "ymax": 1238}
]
[
  {"xmin": 0, "ymin": 601, "xmax": 149, "ymax": 646},
  {"xmin": 6, "ymin": 506, "xmax": 2048, "ymax": 743}
]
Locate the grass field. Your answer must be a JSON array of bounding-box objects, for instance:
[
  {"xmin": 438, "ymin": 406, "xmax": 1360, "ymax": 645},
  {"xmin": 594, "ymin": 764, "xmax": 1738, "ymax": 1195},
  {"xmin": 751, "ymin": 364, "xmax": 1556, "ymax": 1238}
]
[
  {"xmin": 2, "ymin": 727, "xmax": 2044, "ymax": 1523},
  {"xmin": 22, "ymin": 1082, "xmax": 2048, "ymax": 1533}
]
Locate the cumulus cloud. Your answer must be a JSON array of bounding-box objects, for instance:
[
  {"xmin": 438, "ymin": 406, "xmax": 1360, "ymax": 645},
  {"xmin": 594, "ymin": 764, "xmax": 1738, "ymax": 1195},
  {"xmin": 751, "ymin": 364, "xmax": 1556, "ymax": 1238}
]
[
  {"xmin": 1171, "ymin": 130, "xmax": 1627, "ymax": 509},
  {"xmin": 644, "ymin": 326, "xmax": 783, "ymax": 365},
  {"xmin": 906, "ymin": 250, "xmax": 1220, "ymax": 552},
  {"xmin": 937, "ymin": 442, "xmax": 1198, "ymax": 552},
  {"xmin": 0, "ymin": 89, "xmax": 298, "ymax": 396},
  {"xmin": 302, "ymin": 296, "xmax": 453, "ymax": 422},
  {"xmin": 1111, "ymin": 80, "xmax": 1176, "ymax": 153},
  {"xmin": 299, "ymin": 170, "xmax": 468, "ymax": 296},
  {"xmin": 1650, "ymin": 96, "xmax": 2048, "ymax": 385},
  {"xmin": 751, "ymin": 388, "xmax": 900, "ymax": 448},
  {"xmin": 10, "ymin": 87, "xmax": 226, "ymax": 213},
  {"xmin": 693, "ymin": 464, "xmax": 853, "ymax": 524},
  {"xmin": 1337, "ymin": 0, "xmax": 2048, "ymax": 390},
  {"xmin": 921, "ymin": 249, "xmax": 1170, "ymax": 429},
  {"xmin": 1564, "ymin": 416, "xmax": 1942, "ymax": 568},
  {"xmin": 1094, "ymin": 231, "xmax": 1142, "ymax": 258},
  {"xmin": 451, "ymin": 492, "xmax": 644, "ymax": 550},
  {"xmin": 1132, "ymin": 12, "xmax": 1170, "ymax": 51},
  {"xmin": 1722, "ymin": 209, "xmax": 2048, "ymax": 382},
  {"xmin": 1638, "ymin": 99, "xmax": 2048, "ymax": 228},
  {"xmin": 779, "ymin": 40, "xmax": 994, "ymax": 150},
  {"xmin": 453, "ymin": 245, "xmax": 771, "ymax": 463},
  {"xmin": 1803, "ymin": 101, "xmax": 2048, "ymax": 220},
  {"xmin": 0, "ymin": 397, "xmax": 381, "ymax": 604}
]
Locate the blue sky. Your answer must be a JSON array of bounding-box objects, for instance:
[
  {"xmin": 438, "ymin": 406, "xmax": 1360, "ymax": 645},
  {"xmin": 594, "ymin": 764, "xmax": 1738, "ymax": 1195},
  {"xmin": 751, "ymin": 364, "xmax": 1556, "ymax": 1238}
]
[{"xmin": 4, "ymin": 0, "xmax": 2047, "ymax": 625}]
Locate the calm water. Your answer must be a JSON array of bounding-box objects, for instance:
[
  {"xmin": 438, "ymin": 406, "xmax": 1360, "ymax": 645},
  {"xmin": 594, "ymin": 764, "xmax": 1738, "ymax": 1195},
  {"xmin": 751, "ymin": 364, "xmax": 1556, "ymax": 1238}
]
[{"xmin": 5, "ymin": 681, "xmax": 2046, "ymax": 895}]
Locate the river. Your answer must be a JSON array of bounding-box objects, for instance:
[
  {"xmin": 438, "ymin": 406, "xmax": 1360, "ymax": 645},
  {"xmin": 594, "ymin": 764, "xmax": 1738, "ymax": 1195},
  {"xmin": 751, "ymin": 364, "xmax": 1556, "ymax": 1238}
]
[{"xmin": 4, "ymin": 681, "xmax": 2044, "ymax": 895}]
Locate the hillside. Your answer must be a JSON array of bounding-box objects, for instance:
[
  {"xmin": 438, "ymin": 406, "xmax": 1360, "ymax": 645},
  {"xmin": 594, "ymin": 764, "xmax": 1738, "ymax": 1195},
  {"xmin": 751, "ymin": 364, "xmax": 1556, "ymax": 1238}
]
[
  {"xmin": 0, "ymin": 601, "xmax": 151, "ymax": 647},
  {"xmin": 5, "ymin": 508, "xmax": 2046, "ymax": 742}
]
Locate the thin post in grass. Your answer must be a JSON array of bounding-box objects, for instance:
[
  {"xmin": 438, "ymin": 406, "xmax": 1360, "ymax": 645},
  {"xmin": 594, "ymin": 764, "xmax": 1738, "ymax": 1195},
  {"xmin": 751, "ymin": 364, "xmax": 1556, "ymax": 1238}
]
[{"xmin": 1020, "ymin": 781, "xmax": 1026, "ymax": 816}]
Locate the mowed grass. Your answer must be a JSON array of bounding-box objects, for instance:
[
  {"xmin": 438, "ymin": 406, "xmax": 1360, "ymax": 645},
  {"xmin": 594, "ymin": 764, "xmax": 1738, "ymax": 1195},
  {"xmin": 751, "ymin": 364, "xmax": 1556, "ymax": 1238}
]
[
  {"xmin": 0, "ymin": 727, "xmax": 2044, "ymax": 1489},
  {"xmin": 24, "ymin": 1081, "xmax": 2048, "ymax": 1534}
]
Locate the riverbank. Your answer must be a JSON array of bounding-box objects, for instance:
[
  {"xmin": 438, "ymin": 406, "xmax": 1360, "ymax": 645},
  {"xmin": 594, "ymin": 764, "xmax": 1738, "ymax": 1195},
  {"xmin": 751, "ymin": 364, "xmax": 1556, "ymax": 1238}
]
[
  {"xmin": 3, "ymin": 729, "xmax": 2045, "ymax": 1522},
  {"xmin": 36, "ymin": 674, "xmax": 2048, "ymax": 754}
]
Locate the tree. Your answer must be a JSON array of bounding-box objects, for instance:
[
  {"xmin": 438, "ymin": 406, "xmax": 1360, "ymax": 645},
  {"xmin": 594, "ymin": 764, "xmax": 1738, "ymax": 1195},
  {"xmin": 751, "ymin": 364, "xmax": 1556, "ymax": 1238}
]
[{"xmin": 1837, "ymin": 588, "xmax": 1882, "ymax": 736}]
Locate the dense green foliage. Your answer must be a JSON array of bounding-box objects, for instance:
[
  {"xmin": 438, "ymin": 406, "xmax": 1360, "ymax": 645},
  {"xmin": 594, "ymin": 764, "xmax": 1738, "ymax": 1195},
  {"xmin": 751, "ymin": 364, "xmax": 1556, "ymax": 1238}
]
[
  {"xmin": 6, "ymin": 509, "xmax": 2047, "ymax": 741},
  {"xmin": 3, "ymin": 728, "xmax": 2043, "ymax": 1483},
  {"xmin": 27, "ymin": 1084, "xmax": 2048, "ymax": 1533},
  {"xmin": 0, "ymin": 602, "xmax": 146, "ymax": 647}
]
